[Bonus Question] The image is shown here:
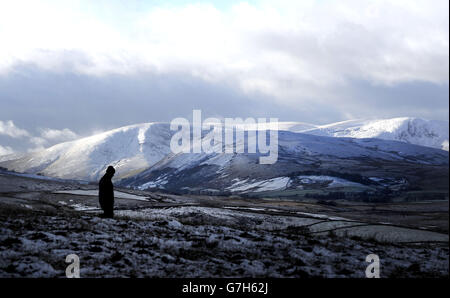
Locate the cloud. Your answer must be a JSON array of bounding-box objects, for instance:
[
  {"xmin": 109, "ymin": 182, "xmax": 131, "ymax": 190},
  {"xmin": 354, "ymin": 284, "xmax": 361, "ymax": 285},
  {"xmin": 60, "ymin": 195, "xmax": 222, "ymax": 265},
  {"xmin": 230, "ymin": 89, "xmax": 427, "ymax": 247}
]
[
  {"xmin": 40, "ymin": 128, "xmax": 78, "ymax": 142},
  {"xmin": 0, "ymin": 145, "xmax": 14, "ymax": 156},
  {"xmin": 29, "ymin": 137, "xmax": 48, "ymax": 148},
  {"xmin": 0, "ymin": 119, "xmax": 80, "ymax": 153},
  {"xmin": 29, "ymin": 128, "xmax": 79, "ymax": 150},
  {"xmin": 0, "ymin": 0, "xmax": 448, "ymax": 144},
  {"xmin": 0, "ymin": 0, "xmax": 447, "ymax": 104},
  {"xmin": 0, "ymin": 120, "xmax": 30, "ymax": 138}
]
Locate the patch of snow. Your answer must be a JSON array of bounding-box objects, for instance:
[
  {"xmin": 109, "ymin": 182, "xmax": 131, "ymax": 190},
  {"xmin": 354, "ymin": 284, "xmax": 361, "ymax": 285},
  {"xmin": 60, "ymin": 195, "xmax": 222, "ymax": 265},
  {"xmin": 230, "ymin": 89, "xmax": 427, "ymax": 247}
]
[
  {"xmin": 70, "ymin": 203, "xmax": 98, "ymax": 211},
  {"xmin": 138, "ymin": 177, "xmax": 168, "ymax": 190},
  {"xmin": 296, "ymin": 175, "xmax": 364, "ymax": 188},
  {"xmin": 227, "ymin": 177, "xmax": 290, "ymax": 192},
  {"xmin": 54, "ymin": 190, "xmax": 150, "ymax": 201}
]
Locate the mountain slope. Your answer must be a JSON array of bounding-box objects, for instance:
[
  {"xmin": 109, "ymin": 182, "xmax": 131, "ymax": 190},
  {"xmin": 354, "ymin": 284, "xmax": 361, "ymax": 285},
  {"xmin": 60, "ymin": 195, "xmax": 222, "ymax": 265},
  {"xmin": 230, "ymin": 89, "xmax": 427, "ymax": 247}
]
[
  {"xmin": 118, "ymin": 130, "xmax": 448, "ymax": 194},
  {"xmin": 0, "ymin": 123, "xmax": 173, "ymax": 181}
]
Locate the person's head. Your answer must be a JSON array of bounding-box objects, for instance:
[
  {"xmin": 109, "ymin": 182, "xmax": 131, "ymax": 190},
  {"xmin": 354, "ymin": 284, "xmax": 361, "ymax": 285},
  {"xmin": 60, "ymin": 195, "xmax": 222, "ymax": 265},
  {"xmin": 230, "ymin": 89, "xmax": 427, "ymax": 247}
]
[{"xmin": 106, "ymin": 166, "xmax": 115, "ymax": 177}]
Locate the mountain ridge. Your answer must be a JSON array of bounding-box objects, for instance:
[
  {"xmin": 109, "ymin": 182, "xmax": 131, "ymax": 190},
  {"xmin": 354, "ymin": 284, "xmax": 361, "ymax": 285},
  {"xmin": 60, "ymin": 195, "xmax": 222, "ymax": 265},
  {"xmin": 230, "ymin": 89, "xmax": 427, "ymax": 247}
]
[{"xmin": 0, "ymin": 117, "xmax": 448, "ymax": 195}]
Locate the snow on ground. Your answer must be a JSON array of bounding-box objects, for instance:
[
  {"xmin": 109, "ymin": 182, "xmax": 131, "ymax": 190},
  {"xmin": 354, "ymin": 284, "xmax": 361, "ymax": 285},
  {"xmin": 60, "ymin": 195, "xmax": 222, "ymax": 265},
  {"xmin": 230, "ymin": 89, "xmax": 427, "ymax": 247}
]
[
  {"xmin": 226, "ymin": 175, "xmax": 363, "ymax": 193},
  {"xmin": 296, "ymin": 176, "xmax": 364, "ymax": 188},
  {"xmin": 116, "ymin": 206, "xmax": 448, "ymax": 243},
  {"xmin": 70, "ymin": 204, "xmax": 99, "ymax": 212},
  {"xmin": 0, "ymin": 173, "xmax": 448, "ymax": 278},
  {"xmin": 116, "ymin": 206, "xmax": 321, "ymax": 232},
  {"xmin": 137, "ymin": 177, "xmax": 168, "ymax": 190},
  {"xmin": 0, "ymin": 203, "xmax": 448, "ymax": 278},
  {"xmin": 295, "ymin": 212, "xmax": 350, "ymax": 221},
  {"xmin": 227, "ymin": 177, "xmax": 290, "ymax": 192},
  {"xmin": 54, "ymin": 190, "xmax": 150, "ymax": 201}
]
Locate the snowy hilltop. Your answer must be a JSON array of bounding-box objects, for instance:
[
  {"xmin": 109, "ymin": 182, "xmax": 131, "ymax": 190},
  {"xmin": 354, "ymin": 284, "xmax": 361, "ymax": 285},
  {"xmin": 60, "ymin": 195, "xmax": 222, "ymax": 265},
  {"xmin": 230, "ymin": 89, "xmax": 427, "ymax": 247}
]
[{"xmin": 298, "ymin": 117, "xmax": 449, "ymax": 151}]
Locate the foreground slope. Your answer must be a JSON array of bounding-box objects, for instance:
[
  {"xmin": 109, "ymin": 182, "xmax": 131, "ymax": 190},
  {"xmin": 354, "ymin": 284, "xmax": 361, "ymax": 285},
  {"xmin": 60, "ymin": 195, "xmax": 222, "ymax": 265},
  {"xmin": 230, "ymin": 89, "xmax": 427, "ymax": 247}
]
[{"xmin": 0, "ymin": 173, "xmax": 448, "ymax": 278}]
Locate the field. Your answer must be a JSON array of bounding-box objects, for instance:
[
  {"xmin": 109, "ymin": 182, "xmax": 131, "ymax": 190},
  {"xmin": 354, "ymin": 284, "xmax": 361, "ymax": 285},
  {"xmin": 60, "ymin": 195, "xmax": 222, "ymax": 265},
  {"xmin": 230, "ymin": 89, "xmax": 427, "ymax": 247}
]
[{"xmin": 0, "ymin": 172, "xmax": 448, "ymax": 278}]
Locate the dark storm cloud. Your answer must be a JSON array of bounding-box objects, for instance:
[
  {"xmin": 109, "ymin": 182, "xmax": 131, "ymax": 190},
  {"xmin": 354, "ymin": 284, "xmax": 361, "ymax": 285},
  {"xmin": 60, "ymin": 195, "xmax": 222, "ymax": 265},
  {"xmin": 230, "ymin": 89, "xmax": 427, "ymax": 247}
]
[
  {"xmin": 342, "ymin": 80, "xmax": 449, "ymax": 120},
  {"xmin": 0, "ymin": 64, "xmax": 344, "ymax": 139},
  {"xmin": 1, "ymin": 64, "xmax": 447, "ymax": 135}
]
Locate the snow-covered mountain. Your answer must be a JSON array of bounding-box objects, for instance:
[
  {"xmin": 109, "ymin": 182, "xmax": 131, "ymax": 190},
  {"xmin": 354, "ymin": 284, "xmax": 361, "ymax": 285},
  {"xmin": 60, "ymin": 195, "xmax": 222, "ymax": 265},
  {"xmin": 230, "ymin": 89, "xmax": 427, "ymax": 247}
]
[
  {"xmin": 119, "ymin": 130, "xmax": 448, "ymax": 194},
  {"xmin": 299, "ymin": 117, "xmax": 449, "ymax": 151},
  {"xmin": 194, "ymin": 117, "xmax": 449, "ymax": 150},
  {"xmin": 0, "ymin": 123, "xmax": 173, "ymax": 181},
  {"xmin": 0, "ymin": 117, "xmax": 448, "ymax": 195}
]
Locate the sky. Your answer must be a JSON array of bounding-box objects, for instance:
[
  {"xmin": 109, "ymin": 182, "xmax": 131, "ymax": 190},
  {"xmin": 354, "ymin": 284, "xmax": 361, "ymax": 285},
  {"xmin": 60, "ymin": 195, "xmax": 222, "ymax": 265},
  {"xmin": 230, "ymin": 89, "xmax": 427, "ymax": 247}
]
[{"xmin": 0, "ymin": 0, "xmax": 448, "ymax": 154}]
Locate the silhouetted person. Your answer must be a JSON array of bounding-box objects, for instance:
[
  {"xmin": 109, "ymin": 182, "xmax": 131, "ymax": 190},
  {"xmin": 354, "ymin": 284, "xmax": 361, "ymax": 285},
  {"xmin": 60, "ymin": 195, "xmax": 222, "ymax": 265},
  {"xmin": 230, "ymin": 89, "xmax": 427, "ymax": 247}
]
[{"xmin": 99, "ymin": 166, "xmax": 115, "ymax": 218}]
